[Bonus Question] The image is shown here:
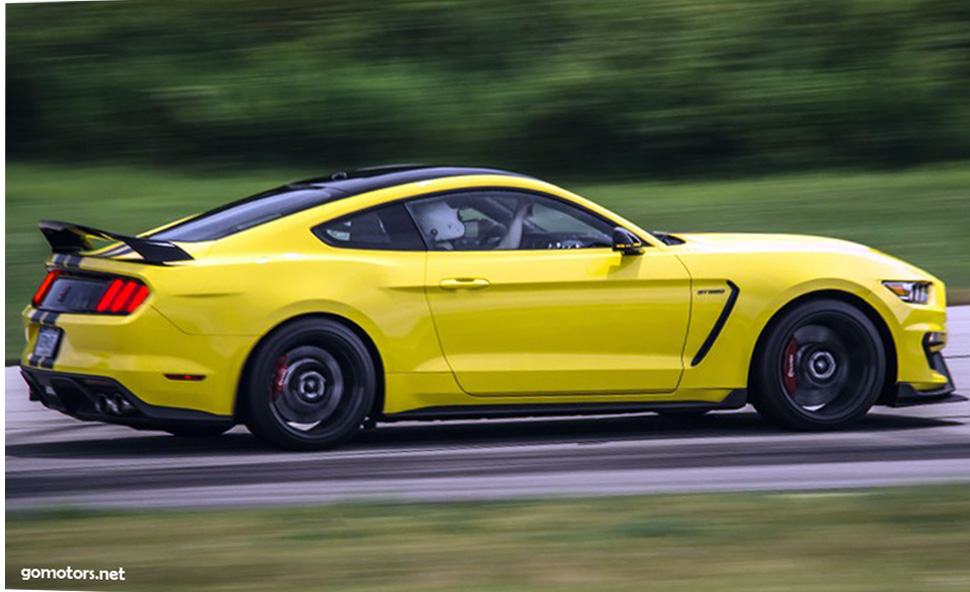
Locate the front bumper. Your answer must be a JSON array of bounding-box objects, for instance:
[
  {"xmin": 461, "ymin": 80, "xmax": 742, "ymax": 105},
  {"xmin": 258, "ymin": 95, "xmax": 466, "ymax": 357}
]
[
  {"xmin": 21, "ymin": 366, "xmax": 234, "ymax": 431},
  {"xmin": 888, "ymin": 351, "xmax": 960, "ymax": 407}
]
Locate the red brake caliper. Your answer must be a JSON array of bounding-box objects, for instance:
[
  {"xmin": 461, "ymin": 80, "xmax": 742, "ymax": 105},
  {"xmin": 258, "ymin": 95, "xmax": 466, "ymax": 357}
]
[
  {"xmin": 782, "ymin": 338, "xmax": 798, "ymax": 394},
  {"xmin": 272, "ymin": 356, "xmax": 289, "ymax": 400}
]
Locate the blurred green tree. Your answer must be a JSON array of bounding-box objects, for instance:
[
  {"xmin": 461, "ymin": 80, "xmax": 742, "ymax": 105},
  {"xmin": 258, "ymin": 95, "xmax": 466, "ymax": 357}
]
[{"xmin": 7, "ymin": 0, "xmax": 970, "ymax": 176}]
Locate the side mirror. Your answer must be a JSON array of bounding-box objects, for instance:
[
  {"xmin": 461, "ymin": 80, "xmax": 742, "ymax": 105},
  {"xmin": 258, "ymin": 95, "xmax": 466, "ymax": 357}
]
[{"xmin": 612, "ymin": 227, "xmax": 645, "ymax": 255}]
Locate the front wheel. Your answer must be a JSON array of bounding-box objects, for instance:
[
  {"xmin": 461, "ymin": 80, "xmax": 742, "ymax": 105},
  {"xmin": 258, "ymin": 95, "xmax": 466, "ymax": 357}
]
[
  {"xmin": 244, "ymin": 319, "xmax": 377, "ymax": 450},
  {"xmin": 750, "ymin": 299, "xmax": 886, "ymax": 430}
]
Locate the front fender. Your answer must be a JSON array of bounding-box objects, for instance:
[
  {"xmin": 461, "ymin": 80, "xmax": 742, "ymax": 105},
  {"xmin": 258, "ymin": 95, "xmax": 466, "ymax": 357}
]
[{"xmin": 675, "ymin": 243, "xmax": 905, "ymax": 391}]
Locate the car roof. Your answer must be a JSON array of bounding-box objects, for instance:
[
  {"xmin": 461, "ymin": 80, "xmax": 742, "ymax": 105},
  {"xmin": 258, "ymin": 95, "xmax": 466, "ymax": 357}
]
[
  {"xmin": 149, "ymin": 165, "xmax": 530, "ymax": 243},
  {"xmin": 290, "ymin": 165, "xmax": 530, "ymax": 198}
]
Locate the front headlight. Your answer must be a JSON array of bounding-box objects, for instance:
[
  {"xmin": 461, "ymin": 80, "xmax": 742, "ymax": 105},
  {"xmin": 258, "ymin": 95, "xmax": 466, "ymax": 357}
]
[{"xmin": 883, "ymin": 280, "xmax": 931, "ymax": 304}]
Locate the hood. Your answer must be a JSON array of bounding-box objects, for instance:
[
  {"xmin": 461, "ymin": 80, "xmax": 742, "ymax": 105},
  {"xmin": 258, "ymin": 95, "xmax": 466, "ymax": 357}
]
[
  {"xmin": 675, "ymin": 232, "xmax": 871, "ymax": 255},
  {"xmin": 675, "ymin": 232, "xmax": 935, "ymax": 281}
]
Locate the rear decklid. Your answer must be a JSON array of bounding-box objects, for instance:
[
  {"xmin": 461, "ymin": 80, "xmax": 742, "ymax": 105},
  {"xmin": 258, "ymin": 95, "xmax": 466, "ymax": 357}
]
[{"xmin": 29, "ymin": 221, "xmax": 208, "ymax": 317}]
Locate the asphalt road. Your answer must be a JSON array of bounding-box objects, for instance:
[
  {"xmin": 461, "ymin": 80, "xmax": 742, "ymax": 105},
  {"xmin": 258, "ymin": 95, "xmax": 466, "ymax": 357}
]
[{"xmin": 6, "ymin": 307, "xmax": 970, "ymax": 510}]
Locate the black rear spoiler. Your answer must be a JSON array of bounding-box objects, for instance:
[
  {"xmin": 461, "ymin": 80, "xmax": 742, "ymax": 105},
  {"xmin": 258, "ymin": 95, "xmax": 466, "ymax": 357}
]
[{"xmin": 38, "ymin": 220, "xmax": 193, "ymax": 264}]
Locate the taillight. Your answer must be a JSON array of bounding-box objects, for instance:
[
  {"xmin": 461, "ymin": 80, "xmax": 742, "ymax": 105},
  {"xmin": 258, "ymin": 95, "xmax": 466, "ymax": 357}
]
[
  {"xmin": 96, "ymin": 279, "xmax": 124, "ymax": 312},
  {"xmin": 96, "ymin": 278, "xmax": 150, "ymax": 314},
  {"xmin": 32, "ymin": 270, "xmax": 61, "ymax": 307},
  {"xmin": 32, "ymin": 271, "xmax": 150, "ymax": 315},
  {"xmin": 125, "ymin": 285, "xmax": 150, "ymax": 312}
]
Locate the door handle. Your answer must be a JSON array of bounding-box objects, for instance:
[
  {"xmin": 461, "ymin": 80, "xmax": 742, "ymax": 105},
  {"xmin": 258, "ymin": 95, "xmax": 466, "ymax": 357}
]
[{"xmin": 440, "ymin": 278, "xmax": 490, "ymax": 290}]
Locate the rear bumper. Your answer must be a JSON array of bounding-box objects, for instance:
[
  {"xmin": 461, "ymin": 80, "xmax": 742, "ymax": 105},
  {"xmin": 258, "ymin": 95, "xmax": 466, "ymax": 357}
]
[
  {"xmin": 21, "ymin": 366, "xmax": 234, "ymax": 431},
  {"xmin": 21, "ymin": 304, "xmax": 253, "ymax": 416}
]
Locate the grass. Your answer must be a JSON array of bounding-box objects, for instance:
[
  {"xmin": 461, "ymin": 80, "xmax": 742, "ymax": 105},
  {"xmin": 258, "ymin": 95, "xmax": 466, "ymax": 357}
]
[
  {"xmin": 6, "ymin": 161, "xmax": 970, "ymax": 358},
  {"xmin": 6, "ymin": 485, "xmax": 970, "ymax": 591}
]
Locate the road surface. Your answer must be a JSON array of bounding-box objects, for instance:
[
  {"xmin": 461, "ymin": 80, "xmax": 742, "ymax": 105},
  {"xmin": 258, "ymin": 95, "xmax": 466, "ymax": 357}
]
[{"xmin": 6, "ymin": 307, "xmax": 970, "ymax": 510}]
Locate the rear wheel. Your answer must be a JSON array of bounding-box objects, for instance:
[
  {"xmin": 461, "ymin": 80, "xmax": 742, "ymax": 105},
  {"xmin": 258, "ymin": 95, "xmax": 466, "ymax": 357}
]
[
  {"xmin": 751, "ymin": 299, "xmax": 886, "ymax": 430},
  {"xmin": 244, "ymin": 319, "xmax": 377, "ymax": 450}
]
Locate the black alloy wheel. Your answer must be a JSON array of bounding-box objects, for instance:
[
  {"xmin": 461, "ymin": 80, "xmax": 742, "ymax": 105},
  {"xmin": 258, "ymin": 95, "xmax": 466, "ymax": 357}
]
[
  {"xmin": 244, "ymin": 318, "xmax": 377, "ymax": 450},
  {"xmin": 751, "ymin": 299, "xmax": 886, "ymax": 430}
]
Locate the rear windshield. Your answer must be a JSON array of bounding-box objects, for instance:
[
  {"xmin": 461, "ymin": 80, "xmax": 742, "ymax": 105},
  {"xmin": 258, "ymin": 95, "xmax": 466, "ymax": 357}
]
[{"xmin": 151, "ymin": 186, "xmax": 335, "ymax": 242}]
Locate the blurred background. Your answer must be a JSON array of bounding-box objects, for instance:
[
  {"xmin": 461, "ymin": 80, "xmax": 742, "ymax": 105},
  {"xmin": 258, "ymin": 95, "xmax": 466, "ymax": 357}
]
[{"xmin": 6, "ymin": 0, "xmax": 970, "ymax": 356}]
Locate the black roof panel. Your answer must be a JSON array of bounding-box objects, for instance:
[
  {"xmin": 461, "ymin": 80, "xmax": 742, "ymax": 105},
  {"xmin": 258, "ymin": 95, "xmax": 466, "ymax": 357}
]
[
  {"xmin": 150, "ymin": 165, "xmax": 529, "ymax": 242},
  {"xmin": 297, "ymin": 165, "xmax": 529, "ymax": 197}
]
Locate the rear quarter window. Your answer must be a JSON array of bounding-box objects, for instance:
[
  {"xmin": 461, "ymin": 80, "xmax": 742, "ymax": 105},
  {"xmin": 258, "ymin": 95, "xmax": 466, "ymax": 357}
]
[{"xmin": 313, "ymin": 203, "xmax": 425, "ymax": 251}]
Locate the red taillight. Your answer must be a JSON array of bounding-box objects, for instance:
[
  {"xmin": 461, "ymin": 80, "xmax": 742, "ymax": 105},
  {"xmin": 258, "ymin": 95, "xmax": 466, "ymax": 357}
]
[
  {"xmin": 125, "ymin": 285, "xmax": 150, "ymax": 313},
  {"xmin": 96, "ymin": 278, "xmax": 150, "ymax": 314},
  {"xmin": 32, "ymin": 270, "xmax": 61, "ymax": 307},
  {"xmin": 109, "ymin": 281, "xmax": 138, "ymax": 313},
  {"xmin": 96, "ymin": 279, "xmax": 124, "ymax": 312}
]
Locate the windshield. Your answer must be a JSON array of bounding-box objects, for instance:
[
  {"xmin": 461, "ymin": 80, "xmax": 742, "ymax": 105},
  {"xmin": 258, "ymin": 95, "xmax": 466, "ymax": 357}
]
[{"xmin": 151, "ymin": 186, "xmax": 335, "ymax": 242}]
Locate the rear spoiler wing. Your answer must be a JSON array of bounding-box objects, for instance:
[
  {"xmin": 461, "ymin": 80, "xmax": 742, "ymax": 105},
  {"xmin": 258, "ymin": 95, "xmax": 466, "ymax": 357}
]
[{"xmin": 38, "ymin": 220, "xmax": 193, "ymax": 264}]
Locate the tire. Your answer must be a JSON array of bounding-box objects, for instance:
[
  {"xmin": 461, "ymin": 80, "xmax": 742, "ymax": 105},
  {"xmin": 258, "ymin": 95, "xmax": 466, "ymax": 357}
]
[
  {"xmin": 244, "ymin": 318, "xmax": 377, "ymax": 451},
  {"xmin": 750, "ymin": 299, "xmax": 886, "ymax": 430},
  {"xmin": 165, "ymin": 425, "xmax": 230, "ymax": 438}
]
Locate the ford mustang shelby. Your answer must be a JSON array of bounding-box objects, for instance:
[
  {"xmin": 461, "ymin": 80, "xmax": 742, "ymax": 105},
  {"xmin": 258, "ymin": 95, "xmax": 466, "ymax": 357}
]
[{"xmin": 21, "ymin": 165, "xmax": 956, "ymax": 449}]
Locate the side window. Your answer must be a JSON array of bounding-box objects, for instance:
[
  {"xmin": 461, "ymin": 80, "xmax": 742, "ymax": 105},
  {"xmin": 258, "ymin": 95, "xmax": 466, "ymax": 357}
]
[
  {"xmin": 313, "ymin": 203, "xmax": 425, "ymax": 250},
  {"xmin": 406, "ymin": 190, "xmax": 615, "ymax": 251}
]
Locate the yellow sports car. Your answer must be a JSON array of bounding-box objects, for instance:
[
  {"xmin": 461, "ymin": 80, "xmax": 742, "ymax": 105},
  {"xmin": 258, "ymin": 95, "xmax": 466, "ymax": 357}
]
[{"xmin": 21, "ymin": 165, "xmax": 956, "ymax": 449}]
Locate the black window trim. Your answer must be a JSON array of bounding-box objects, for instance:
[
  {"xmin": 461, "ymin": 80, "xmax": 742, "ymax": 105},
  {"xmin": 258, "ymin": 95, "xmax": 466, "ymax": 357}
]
[
  {"xmin": 401, "ymin": 186, "xmax": 649, "ymax": 253},
  {"xmin": 311, "ymin": 186, "xmax": 650, "ymax": 253}
]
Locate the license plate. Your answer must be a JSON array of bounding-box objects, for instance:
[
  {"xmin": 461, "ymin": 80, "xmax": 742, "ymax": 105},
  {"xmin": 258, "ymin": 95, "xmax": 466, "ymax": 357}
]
[{"xmin": 33, "ymin": 326, "xmax": 62, "ymax": 360}]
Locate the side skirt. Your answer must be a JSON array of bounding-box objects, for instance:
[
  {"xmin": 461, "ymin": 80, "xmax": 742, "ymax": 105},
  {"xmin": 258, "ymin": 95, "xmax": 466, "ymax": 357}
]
[{"xmin": 381, "ymin": 389, "xmax": 747, "ymax": 422}]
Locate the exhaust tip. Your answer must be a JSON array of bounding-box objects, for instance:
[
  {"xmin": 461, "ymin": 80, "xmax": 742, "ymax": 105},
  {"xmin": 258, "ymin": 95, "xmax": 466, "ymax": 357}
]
[
  {"xmin": 115, "ymin": 394, "xmax": 135, "ymax": 416},
  {"xmin": 97, "ymin": 393, "xmax": 120, "ymax": 415}
]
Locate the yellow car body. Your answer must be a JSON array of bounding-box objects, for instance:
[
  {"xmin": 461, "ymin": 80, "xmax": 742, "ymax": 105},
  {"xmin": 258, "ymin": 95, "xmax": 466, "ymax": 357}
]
[{"xmin": 20, "ymin": 166, "xmax": 954, "ymax": 446}]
